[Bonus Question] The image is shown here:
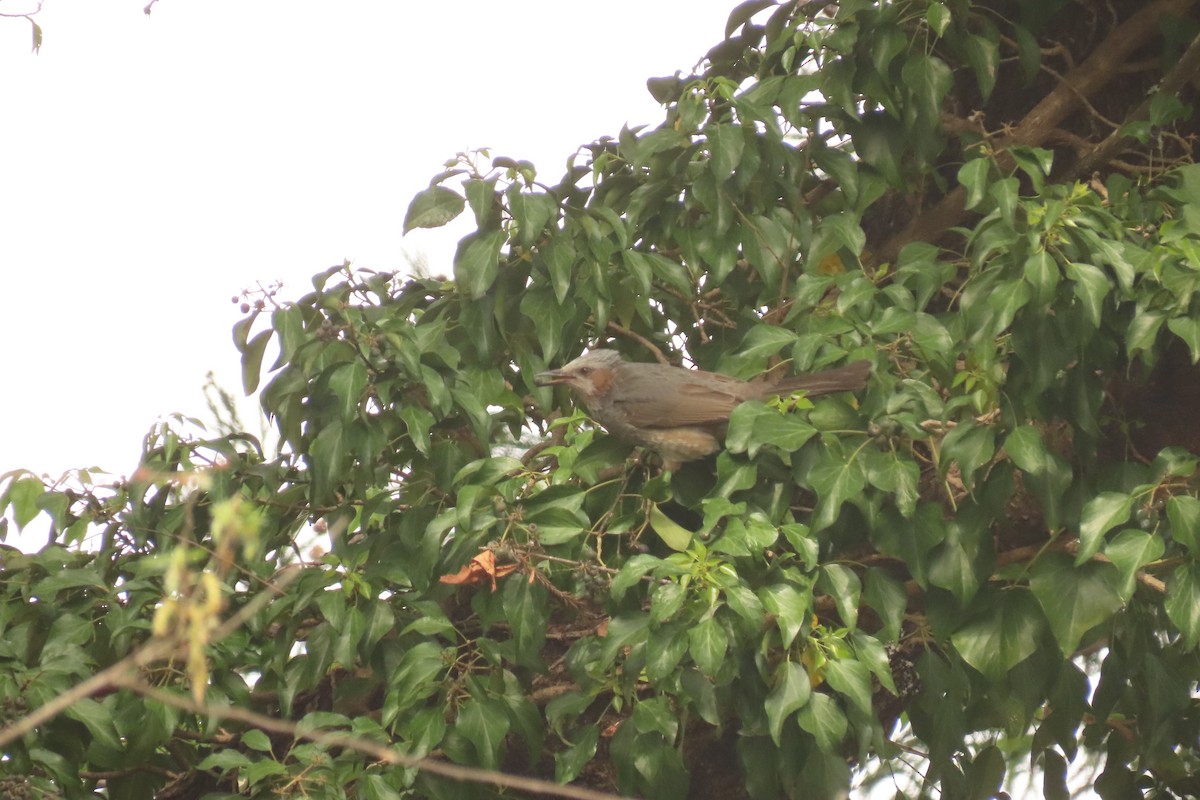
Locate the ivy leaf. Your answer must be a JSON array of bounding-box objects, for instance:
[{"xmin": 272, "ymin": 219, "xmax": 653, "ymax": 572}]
[
  {"xmin": 951, "ymin": 588, "xmax": 1044, "ymax": 680},
  {"xmin": 1167, "ymin": 495, "xmax": 1200, "ymax": 554},
  {"xmin": 1065, "ymin": 262, "xmax": 1110, "ymax": 328},
  {"xmin": 1076, "ymin": 492, "xmax": 1133, "ymax": 564},
  {"xmin": 818, "ymin": 563, "xmax": 860, "ymax": 631},
  {"xmin": 1030, "ymin": 554, "xmax": 1123, "ymax": 656},
  {"xmin": 797, "ymin": 693, "xmax": 848, "ymax": 753},
  {"xmin": 403, "ymin": 185, "xmax": 465, "ymax": 233},
  {"xmin": 453, "ymin": 230, "xmax": 505, "ymax": 300},
  {"xmin": 959, "ymin": 158, "xmax": 991, "ymax": 210},
  {"xmin": 765, "ymin": 661, "xmax": 812, "ymax": 746},
  {"xmin": 926, "ymin": 2, "xmax": 951, "ymax": 36},
  {"xmin": 1168, "ymin": 316, "xmax": 1200, "ymax": 363},
  {"xmin": 649, "ymin": 503, "xmax": 694, "ymax": 551},
  {"xmin": 688, "ymin": 617, "xmax": 729, "ymax": 677},
  {"xmin": 760, "ymin": 582, "xmax": 813, "ymax": 648},
  {"xmin": 554, "ymin": 727, "xmax": 599, "ymax": 784},
  {"xmin": 455, "ymin": 696, "xmax": 510, "ymax": 769},
  {"xmin": 940, "ymin": 422, "xmax": 995, "ymax": 491},
  {"xmin": 1165, "ymin": 563, "xmax": 1200, "ymax": 651},
  {"xmin": 824, "ymin": 658, "xmax": 872, "ymax": 715},
  {"xmin": 1104, "ymin": 529, "xmax": 1164, "ymax": 602}
]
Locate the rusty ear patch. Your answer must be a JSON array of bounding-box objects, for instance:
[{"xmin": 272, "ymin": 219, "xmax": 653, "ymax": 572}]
[{"xmin": 588, "ymin": 367, "xmax": 616, "ymax": 397}]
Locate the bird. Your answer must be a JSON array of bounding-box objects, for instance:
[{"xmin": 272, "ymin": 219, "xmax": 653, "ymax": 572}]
[{"xmin": 535, "ymin": 349, "xmax": 871, "ymax": 468}]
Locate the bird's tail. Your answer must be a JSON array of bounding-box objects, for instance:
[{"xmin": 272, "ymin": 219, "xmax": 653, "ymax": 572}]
[{"xmin": 770, "ymin": 360, "xmax": 872, "ymax": 397}]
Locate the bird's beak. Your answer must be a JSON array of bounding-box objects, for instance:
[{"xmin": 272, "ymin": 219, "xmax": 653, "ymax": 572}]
[{"xmin": 535, "ymin": 369, "xmax": 570, "ymax": 387}]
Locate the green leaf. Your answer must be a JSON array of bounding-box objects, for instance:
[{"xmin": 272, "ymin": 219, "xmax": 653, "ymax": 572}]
[
  {"xmin": 555, "ymin": 726, "xmax": 599, "ymax": 784},
  {"xmin": 1030, "ymin": 554, "xmax": 1123, "ymax": 656},
  {"xmin": 760, "ymin": 582, "xmax": 813, "ymax": 648},
  {"xmin": 611, "ymin": 554, "xmax": 668, "ymax": 601},
  {"xmin": 309, "ymin": 420, "xmax": 348, "ymax": 504},
  {"xmin": 864, "ymin": 568, "xmax": 907, "ymax": 643},
  {"xmin": 731, "ymin": 324, "xmax": 798, "ymax": 365},
  {"xmin": 725, "ymin": 402, "xmax": 817, "ymax": 458},
  {"xmin": 642, "ymin": 250, "xmax": 694, "ymax": 296},
  {"xmin": 808, "ymin": 440, "xmax": 867, "ymax": 530},
  {"xmin": 962, "ymin": 32, "xmax": 999, "ymax": 99},
  {"xmin": 646, "ymin": 623, "xmax": 688, "ymax": 681},
  {"xmin": 852, "ymin": 631, "xmax": 897, "ymax": 694},
  {"xmin": 725, "ymin": 0, "xmax": 775, "ymax": 37},
  {"xmin": 1167, "ymin": 495, "xmax": 1200, "ymax": 554},
  {"xmin": 688, "ymin": 617, "xmax": 729, "ymax": 677},
  {"xmin": 766, "ymin": 661, "xmax": 812, "ymax": 746},
  {"xmin": 796, "ymin": 692, "xmax": 847, "ymax": 753},
  {"xmin": 1042, "ymin": 749, "xmax": 1070, "ymax": 800},
  {"xmin": 464, "ymin": 177, "xmax": 498, "ymax": 227},
  {"xmin": 926, "ymin": 2, "xmax": 951, "ymax": 36},
  {"xmin": 707, "ymin": 123, "xmax": 744, "ymax": 181},
  {"xmin": 329, "ymin": 362, "xmax": 368, "ymax": 423},
  {"xmin": 967, "ymin": 745, "xmax": 1005, "ymax": 800},
  {"xmin": 453, "ymin": 230, "xmax": 505, "ymax": 300},
  {"xmin": 510, "ymin": 190, "xmax": 558, "ymax": 247},
  {"xmin": 1064, "ymin": 262, "xmax": 1109, "ymax": 328},
  {"xmin": 359, "ymin": 774, "xmax": 404, "ymax": 800},
  {"xmin": 403, "ymin": 185, "xmax": 465, "ymax": 233},
  {"xmin": 543, "ymin": 237, "xmax": 576, "ymax": 304},
  {"xmin": 1004, "ymin": 425, "xmax": 1071, "ymax": 528},
  {"xmin": 63, "ymin": 698, "xmax": 122, "ymax": 752},
  {"xmin": 680, "ymin": 668, "xmax": 720, "ymax": 725},
  {"xmin": 1126, "ymin": 309, "xmax": 1166, "ymax": 357},
  {"xmin": 650, "ymin": 582, "xmax": 686, "ymax": 622},
  {"xmin": 824, "ymin": 658, "xmax": 872, "ymax": 715},
  {"xmin": 1104, "ymin": 529, "xmax": 1164, "ymax": 601},
  {"xmin": 400, "ymin": 405, "xmax": 434, "ymax": 456},
  {"xmin": 503, "ymin": 577, "xmax": 547, "ymax": 669},
  {"xmin": 382, "ymin": 642, "xmax": 448, "ymax": 724},
  {"xmin": 455, "ymin": 696, "xmax": 510, "ymax": 769},
  {"xmin": 1023, "ymin": 250, "xmax": 1060, "ymax": 305},
  {"xmin": 1076, "ymin": 492, "xmax": 1133, "ymax": 564},
  {"xmin": 241, "ymin": 329, "xmax": 272, "ymax": 394},
  {"xmin": 3, "ymin": 476, "xmax": 45, "ymax": 529},
  {"xmin": 959, "ymin": 158, "xmax": 992, "ymax": 210},
  {"xmin": 1165, "ymin": 562, "xmax": 1200, "ymax": 651},
  {"xmin": 863, "ymin": 449, "xmax": 919, "ymax": 518},
  {"xmin": 951, "ymin": 588, "xmax": 1043, "ymax": 680},
  {"xmin": 649, "ymin": 503, "xmax": 694, "ymax": 551},
  {"xmin": 940, "ymin": 422, "xmax": 995, "ymax": 491},
  {"xmin": 818, "ymin": 563, "xmax": 860, "ymax": 631},
  {"xmin": 241, "ymin": 729, "xmax": 273, "ymax": 752},
  {"xmin": 808, "ymin": 212, "xmax": 865, "ymax": 271},
  {"xmin": 1168, "ymin": 316, "xmax": 1200, "ymax": 363},
  {"xmin": 197, "ymin": 749, "xmax": 253, "ymax": 772}
]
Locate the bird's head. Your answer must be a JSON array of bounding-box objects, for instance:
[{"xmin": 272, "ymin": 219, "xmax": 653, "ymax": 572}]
[{"xmin": 534, "ymin": 349, "xmax": 624, "ymax": 403}]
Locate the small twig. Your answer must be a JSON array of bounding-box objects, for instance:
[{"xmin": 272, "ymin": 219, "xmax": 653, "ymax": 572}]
[
  {"xmin": 112, "ymin": 678, "xmax": 628, "ymax": 800},
  {"xmin": 0, "ymin": 0, "xmax": 42, "ymax": 18},
  {"xmin": 606, "ymin": 321, "xmax": 669, "ymax": 364},
  {"xmin": 0, "ymin": 566, "xmax": 301, "ymax": 750},
  {"xmin": 1071, "ymin": 27, "xmax": 1200, "ymax": 180}
]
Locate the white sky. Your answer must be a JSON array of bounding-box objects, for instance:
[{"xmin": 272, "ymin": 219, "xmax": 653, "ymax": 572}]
[{"xmin": 0, "ymin": 0, "xmax": 735, "ymax": 479}]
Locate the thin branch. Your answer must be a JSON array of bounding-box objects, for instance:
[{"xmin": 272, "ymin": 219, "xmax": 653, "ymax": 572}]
[
  {"xmin": 606, "ymin": 321, "xmax": 670, "ymax": 364},
  {"xmin": 112, "ymin": 677, "xmax": 628, "ymax": 800},
  {"xmin": 0, "ymin": 566, "xmax": 301, "ymax": 750},
  {"xmin": 872, "ymin": 0, "xmax": 1198, "ymax": 267},
  {"xmin": 0, "ymin": 562, "xmax": 627, "ymax": 799},
  {"xmin": 1070, "ymin": 27, "xmax": 1200, "ymax": 180}
]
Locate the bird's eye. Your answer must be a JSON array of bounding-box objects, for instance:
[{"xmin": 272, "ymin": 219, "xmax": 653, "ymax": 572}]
[{"xmin": 577, "ymin": 367, "xmax": 592, "ymax": 377}]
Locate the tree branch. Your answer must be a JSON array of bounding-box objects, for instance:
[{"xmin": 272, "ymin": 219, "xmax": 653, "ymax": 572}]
[{"xmin": 873, "ymin": 0, "xmax": 1198, "ymax": 267}]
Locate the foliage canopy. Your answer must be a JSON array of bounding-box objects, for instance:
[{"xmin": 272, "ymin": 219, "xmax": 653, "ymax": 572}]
[{"xmin": 5, "ymin": 1, "xmax": 1200, "ymax": 798}]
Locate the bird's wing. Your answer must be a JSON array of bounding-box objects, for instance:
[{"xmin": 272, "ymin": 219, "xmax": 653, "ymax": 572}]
[{"xmin": 610, "ymin": 365, "xmax": 746, "ymax": 428}]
